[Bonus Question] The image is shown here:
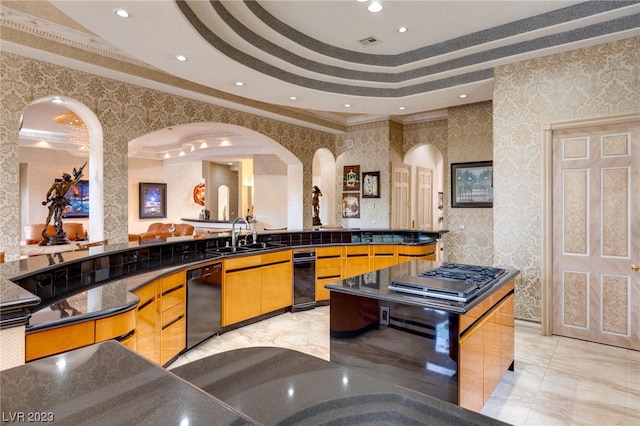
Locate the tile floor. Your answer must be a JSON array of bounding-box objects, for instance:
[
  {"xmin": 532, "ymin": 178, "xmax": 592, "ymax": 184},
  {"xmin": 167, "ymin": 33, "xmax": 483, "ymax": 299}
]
[{"xmin": 168, "ymin": 306, "xmax": 640, "ymax": 426}]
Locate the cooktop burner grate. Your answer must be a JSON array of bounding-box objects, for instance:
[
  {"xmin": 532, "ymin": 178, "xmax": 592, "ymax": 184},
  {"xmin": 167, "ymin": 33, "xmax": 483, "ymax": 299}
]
[{"xmin": 389, "ymin": 263, "xmax": 507, "ymax": 303}]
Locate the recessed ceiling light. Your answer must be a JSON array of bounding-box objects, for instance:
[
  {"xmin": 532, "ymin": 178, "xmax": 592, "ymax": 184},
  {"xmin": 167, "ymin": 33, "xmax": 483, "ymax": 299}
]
[
  {"xmin": 235, "ymin": 81, "xmax": 244, "ymax": 86},
  {"xmin": 113, "ymin": 9, "xmax": 130, "ymax": 18},
  {"xmin": 356, "ymin": 0, "xmax": 368, "ymax": 3},
  {"xmin": 175, "ymin": 55, "xmax": 187, "ymax": 62},
  {"xmin": 398, "ymin": 106, "xmax": 406, "ymax": 110},
  {"xmin": 398, "ymin": 27, "xmax": 408, "ymax": 33},
  {"xmin": 290, "ymin": 96, "xmax": 297, "ymax": 100},
  {"xmin": 368, "ymin": 2, "xmax": 383, "ymax": 13},
  {"xmin": 459, "ymin": 94, "xmax": 468, "ymax": 98},
  {"xmin": 344, "ymin": 103, "xmax": 352, "ymax": 108}
]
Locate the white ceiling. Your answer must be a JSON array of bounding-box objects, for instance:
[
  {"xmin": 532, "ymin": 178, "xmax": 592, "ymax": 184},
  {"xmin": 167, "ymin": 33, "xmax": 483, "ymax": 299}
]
[{"xmin": 4, "ymin": 0, "xmax": 639, "ymax": 162}]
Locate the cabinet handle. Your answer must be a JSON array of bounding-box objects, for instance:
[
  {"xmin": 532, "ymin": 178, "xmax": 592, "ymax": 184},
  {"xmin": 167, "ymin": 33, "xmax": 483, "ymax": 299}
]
[{"xmin": 632, "ymin": 264, "xmax": 639, "ymax": 272}]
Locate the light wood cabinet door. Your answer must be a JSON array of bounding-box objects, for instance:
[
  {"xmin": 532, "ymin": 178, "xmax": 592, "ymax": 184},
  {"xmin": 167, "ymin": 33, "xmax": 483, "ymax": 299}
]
[
  {"xmin": 372, "ymin": 244, "xmax": 397, "ymax": 270},
  {"xmin": 459, "ymin": 323, "xmax": 484, "ymax": 412},
  {"xmin": 344, "ymin": 245, "xmax": 370, "ymax": 278},
  {"xmin": 25, "ymin": 321, "xmax": 95, "ymax": 362},
  {"xmin": 262, "ymin": 261, "xmax": 292, "ymax": 314},
  {"xmin": 160, "ymin": 317, "xmax": 186, "ymax": 365},
  {"xmin": 135, "ymin": 296, "xmax": 159, "ymax": 363},
  {"xmin": 223, "ymin": 269, "xmax": 261, "ymax": 326}
]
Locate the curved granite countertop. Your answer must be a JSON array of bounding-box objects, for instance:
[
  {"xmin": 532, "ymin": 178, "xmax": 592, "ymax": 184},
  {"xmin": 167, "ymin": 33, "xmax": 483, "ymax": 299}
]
[
  {"xmin": 171, "ymin": 346, "xmax": 508, "ymax": 425},
  {"xmin": 1, "ymin": 341, "xmax": 506, "ymax": 425},
  {"xmin": 2, "ymin": 228, "xmax": 443, "ymax": 333},
  {"xmin": 0, "ymin": 340, "xmax": 257, "ymax": 425}
]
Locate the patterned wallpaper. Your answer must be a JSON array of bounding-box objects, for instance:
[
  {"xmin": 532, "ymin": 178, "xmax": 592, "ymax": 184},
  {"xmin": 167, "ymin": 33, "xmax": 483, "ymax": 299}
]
[
  {"xmin": 0, "ymin": 52, "xmax": 334, "ymax": 258},
  {"xmin": 335, "ymin": 121, "xmax": 393, "ymax": 228},
  {"xmin": 493, "ymin": 36, "xmax": 640, "ymax": 322},
  {"xmin": 445, "ymin": 102, "xmax": 495, "ymax": 267}
]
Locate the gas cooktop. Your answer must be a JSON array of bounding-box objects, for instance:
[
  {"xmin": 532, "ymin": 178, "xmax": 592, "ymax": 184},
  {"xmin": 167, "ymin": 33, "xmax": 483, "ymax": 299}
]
[{"xmin": 389, "ymin": 263, "xmax": 507, "ymax": 303}]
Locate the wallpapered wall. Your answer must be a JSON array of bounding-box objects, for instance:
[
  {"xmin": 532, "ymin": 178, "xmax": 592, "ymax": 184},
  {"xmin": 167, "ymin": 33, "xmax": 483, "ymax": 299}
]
[
  {"xmin": 446, "ymin": 102, "xmax": 495, "ymax": 267},
  {"xmin": 0, "ymin": 51, "xmax": 334, "ymax": 257},
  {"xmin": 493, "ymin": 36, "xmax": 640, "ymax": 322}
]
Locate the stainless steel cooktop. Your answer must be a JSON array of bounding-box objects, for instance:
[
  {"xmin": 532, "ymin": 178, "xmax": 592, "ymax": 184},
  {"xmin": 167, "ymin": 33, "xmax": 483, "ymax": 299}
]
[{"xmin": 389, "ymin": 263, "xmax": 506, "ymax": 303}]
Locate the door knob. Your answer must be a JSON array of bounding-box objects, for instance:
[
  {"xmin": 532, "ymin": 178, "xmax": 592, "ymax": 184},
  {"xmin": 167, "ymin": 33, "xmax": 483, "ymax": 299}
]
[{"xmin": 632, "ymin": 264, "xmax": 639, "ymax": 272}]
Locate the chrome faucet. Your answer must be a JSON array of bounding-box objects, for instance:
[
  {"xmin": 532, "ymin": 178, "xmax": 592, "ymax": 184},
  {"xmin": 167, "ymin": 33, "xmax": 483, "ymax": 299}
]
[{"xmin": 231, "ymin": 217, "xmax": 250, "ymax": 248}]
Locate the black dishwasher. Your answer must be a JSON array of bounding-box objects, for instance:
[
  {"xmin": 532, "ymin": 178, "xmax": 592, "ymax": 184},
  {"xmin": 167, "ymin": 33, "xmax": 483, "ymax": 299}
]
[
  {"xmin": 292, "ymin": 249, "xmax": 316, "ymax": 312},
  {"xmin": 186, "ymin": 262, "xmax": 222, "ymax": 351}
]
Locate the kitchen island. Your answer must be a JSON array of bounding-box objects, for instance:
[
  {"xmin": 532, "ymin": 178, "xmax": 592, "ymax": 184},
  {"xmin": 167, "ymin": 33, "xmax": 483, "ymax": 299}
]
[{"xmin": 326, "ymin": 260, "xmax": 519, "ymax": 412}]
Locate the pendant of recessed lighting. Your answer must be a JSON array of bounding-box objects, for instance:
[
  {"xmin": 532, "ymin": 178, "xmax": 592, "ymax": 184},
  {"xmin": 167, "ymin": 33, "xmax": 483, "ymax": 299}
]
[{"xmin": 356, "ymin": 0, "xmax": 383, "ymax": 13}]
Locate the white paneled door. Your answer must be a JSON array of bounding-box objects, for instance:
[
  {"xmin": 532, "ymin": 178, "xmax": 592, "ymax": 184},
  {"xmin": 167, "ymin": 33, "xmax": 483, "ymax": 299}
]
[
  {"xmin": 552, "ymin": 121, "xmax": 639, "ymax": 350},
  {"xmin": 416, "ymin": 167, "xmax": 433, "ymax": 230},
  {"xmin": 391, "ymin": 163, "xmax": 410, "ymax": 229}
]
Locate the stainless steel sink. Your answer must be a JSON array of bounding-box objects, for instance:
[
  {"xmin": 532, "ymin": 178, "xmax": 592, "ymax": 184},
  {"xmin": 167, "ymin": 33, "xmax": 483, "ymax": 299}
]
[
  {"xmin": 206, "ymin": 242, "xmax": 283, "ymax": 256},
  {"xmin": 240, "ymin": 242, "xmax": 284, "ymax": 250}
]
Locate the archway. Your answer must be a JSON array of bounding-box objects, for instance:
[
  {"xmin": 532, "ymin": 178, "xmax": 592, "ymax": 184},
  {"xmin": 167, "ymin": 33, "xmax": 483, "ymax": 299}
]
[
  {"xmin": 404, "ymin": 144, "xmax": 444, "ymax": 230},
  {"xmin": 127, "ymin": 122, "xmax": 304, "ymax": 232},
  {"xmin": 312, "ymin": 148, "xmax": 336, "ymax": 227},
  {"xmin": 19, "ymin": 96, "xmax": 105, "ymax": 243}
]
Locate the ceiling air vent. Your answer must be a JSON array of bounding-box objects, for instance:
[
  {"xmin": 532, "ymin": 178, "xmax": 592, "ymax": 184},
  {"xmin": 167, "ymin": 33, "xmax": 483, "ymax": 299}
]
[{"xmin": 359, "ymin": 36, "xmax": 380, "ymax": 47}]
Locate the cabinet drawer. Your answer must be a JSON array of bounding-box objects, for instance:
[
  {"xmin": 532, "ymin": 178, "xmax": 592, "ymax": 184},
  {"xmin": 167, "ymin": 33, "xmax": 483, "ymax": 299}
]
[
  {"xmin": 373, "ymin": 245, "xmax": 396, "ymax": 256},
  {"xmin": 317, "ymin": 246, "xmax": 342, "ymax": 257},
  {"xmin": 262, "ymin": 250, "xmax": 291, "ymax": 264},
  {"xmin": 161, "ymin": 285, "xmax": 186, "ymax": 312},
  {"xmin": 225, "ymin": 253, "xmax": 262, "ymax": 270},
  {"xmin": 317, "ymin": 257, "xmax": 341, "ymax": 269},
  {"xmin": 162, "ymin": 302, "xmax": 185, "ymax": 327},
  {"xmin": 162, "ymin": 272, "xmax": 185, "ymax": 292},
  {"xmin": 134, "ymin": 281, "xmax": 157, "ymax": 306},
  {"xmin": 316, "ymin": 266, "xmax": 341, "ymax": 279},
  {"xmin": 346, "ymin": 245, "xmax": 370, "ymax": 256}
]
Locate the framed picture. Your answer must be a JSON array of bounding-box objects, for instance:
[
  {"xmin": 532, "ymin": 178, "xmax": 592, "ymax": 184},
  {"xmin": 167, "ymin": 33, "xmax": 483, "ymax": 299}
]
[
  {"xmin": 342, "ymin": 193, "xmax": 360, "ymax": 218},
  {"xmin": 362, "ymin": 171, "xmax": 380, "ymax": 198},
  {"xmin": 343, "ymin": 165, "xmax": 360, "ymax": 191},
  {"xmin": 139, "ymin": 182, "xmax": 167, "ymax": 219},
  {"xmin": 61, "ymin": 180, "xmax": 90, "ymax": 218},
  {"xmin": 451, "ymin": 161, "xmax": 493, "ymax": 208}
]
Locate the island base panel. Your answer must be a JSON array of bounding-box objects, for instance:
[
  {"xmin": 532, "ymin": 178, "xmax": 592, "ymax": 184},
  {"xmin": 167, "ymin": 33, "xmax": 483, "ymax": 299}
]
[{"xmin": 329, "ymin": 292, "xmax": 459, "ymax": 404}]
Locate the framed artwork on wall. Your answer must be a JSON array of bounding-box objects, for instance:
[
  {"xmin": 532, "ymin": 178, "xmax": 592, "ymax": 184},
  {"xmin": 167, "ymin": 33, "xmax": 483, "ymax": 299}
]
[
  {"xmin": 362, "ymin": 171, "xmax": 380, "ymax": 198},
  {"xmin": 61, "ymin": 180, "xmax": 90, "ymax": 218},
  {"xmin": 139, "ymin": 182, "xmax": 167, "ymax": 219},
  {"xmin": 343, "ymin": 165, "xmax": 360, "ymax": 191},
  {"xmin": 451, "ymin": 161, "xmax": 493, "ymax": 208},
  {"xmin": 342, "ymin": 193, "xmax": 360, "ymax": 218}
]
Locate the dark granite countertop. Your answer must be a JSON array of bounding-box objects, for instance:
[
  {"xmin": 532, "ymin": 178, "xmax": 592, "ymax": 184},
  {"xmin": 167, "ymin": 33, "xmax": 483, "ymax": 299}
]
[
  {"xmin": 171, "ymin": 346, "xmax": 508, "ymax": 425},
  {"xmin": 0, "ymin": 340, "xmax": 257, "ymax": 425},
  {"xmin": 325, "ymin": 260, "xmax": 519, "ymax": 314}
]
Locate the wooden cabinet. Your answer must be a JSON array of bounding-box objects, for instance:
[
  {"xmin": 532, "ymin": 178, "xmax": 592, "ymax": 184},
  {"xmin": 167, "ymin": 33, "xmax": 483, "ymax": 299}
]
[
  {"xmin": 159, "ymin": 272, "xmax": 186, "ymax": 365},
  {"xmin": 397, "ymin": 243, "xmax": 436, "ymax": 263},
  {"xmin": 372, "ymin": 244, "xmax": 397, "ymax": 270},
  {"xmin": 25, "ymin": 308, "xmax": 136, "ymax": 362},
  {"xmin": 224, "ymin": 267, "xmax": 262, "ymax": 326},
  {"xmin": 134, "ymin": 280, "xmax": 158, "ymax": 363},
  {"xmin": 343, "ymin": 245, "xmax": 370, "ymax": 278},
  {"xmin": 222, "ymin": 250, "xmax": 292, "ymax": 327},
  {"xmin": 459, "ymin": 293, "xmax": 515, "ymax": 412},
  {"xmin": 316, "ymin": 246, "xmax": 342, "ymax": 301},
  {"xmin": 133, "ymin": 272, "xmax": 186, "ymax": 365},
  {"xmin": 261, "ymin": 251, "xmax": 293, "ymax": 314}
]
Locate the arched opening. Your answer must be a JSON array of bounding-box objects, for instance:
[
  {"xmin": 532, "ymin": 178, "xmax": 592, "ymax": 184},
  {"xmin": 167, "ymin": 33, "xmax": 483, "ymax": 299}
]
[
  {"xmin": 18, "ymin": 96, "xmax": 104, "ymax": 244},
  {"xmin": 127, "ymin": 122, "xmax": 304, "ymax": 233},
  {"xmin": 312, "ymin": 148, "xmax": 336, "ymax": 227},
  {"xmin": 404, "ymin": 144, "xmax": 444, "ymax": 230}
]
